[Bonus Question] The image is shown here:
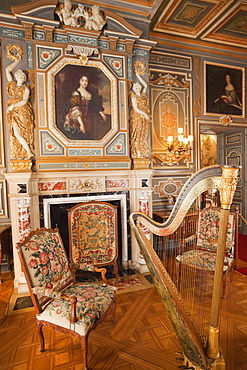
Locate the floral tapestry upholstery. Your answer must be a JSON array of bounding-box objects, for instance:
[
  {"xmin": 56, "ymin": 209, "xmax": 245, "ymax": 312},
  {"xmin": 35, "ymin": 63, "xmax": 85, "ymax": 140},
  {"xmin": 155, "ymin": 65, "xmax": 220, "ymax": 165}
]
[
  {"xmin": 34, "ymin": 283, "xmax": 116, "ymax": 336},
  {"xmin": 176, "ymin": 207, "xmax": 237, "ymax": 274},
  {"xmin": 19, "ymin": 229, "xmax": 74, "ymax": 306},
  {"xmin": 176, "ymin": 249, "xmax": 233, "ymax": 272},
  {"xmin": 68, "ymin": 202, "xmax": 117, "ymax": 265},
  {"xmin": 197, "ymin": 208, "xmax": 235, "ymax": 252}
]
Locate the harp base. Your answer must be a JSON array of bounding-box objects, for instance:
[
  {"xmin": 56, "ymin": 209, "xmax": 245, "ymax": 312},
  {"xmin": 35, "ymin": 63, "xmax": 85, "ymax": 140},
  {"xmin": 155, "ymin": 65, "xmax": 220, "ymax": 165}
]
[
  {"xmin": 182, "ymin": 353, "xmax": 225, "ymax": 370},
  {"xmin": 207, "ymin": 353, "xmax": 225, "ymax": 370}
]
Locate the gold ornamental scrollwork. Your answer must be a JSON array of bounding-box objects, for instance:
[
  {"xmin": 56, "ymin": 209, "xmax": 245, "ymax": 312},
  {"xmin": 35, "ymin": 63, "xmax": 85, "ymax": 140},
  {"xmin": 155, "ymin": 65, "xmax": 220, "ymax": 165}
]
[
  {"xmin": 6, "ymin": 44, "xmax": 24, "ymax": 60},
  {"xmin": 218, "ymin": 165, "xmax": 240, "ymax": 209},
  {"xmin": 133, "ymin": 61, "xmax": 146, "ymax": 75},
  {"xmin": 149, "ymin": 73, "xmax": 190, "ymax": 88},
  {"xmin": 10, "ymin": 160, "xmax": 32, "ymax": 172}
]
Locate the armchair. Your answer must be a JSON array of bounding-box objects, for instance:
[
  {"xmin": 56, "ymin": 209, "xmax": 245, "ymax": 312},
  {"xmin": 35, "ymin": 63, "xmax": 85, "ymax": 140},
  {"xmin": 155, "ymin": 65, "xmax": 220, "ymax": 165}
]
[
  {"xmin": 16, "ymin": 227, "xmax": 116, "ymax": 370},
  {"xmin": 68, "ymin": 201, "xmax": 120, "ymax": 285},
  {"xmin": 176, "ymin": 206, "xmax": 238, "ymax": 298}
]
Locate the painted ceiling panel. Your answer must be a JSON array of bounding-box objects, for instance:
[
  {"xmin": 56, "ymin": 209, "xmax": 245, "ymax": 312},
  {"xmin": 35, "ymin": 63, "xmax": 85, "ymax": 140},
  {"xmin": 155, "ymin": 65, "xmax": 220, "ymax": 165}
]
[
  {"xmin": 153, "ymin": 0, "xmax": 234, "ymax": 38},
  {"xmin": 201, "ymin": 3, "xmax": 247, "ymax": 47}
]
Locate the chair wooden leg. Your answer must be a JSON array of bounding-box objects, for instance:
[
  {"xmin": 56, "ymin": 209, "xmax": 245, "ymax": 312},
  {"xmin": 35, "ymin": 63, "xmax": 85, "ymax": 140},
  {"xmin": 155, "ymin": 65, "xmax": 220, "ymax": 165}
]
[
  {"xmin": 80, "ymin": 335, "xmax": 88, "ymax": 370},
  {"xmin": 112, "ymin": 261, "xmax": 121, "ymax": 282},
  {"xmin": 230, "ymin": 264, "xmax": 235, "ymax": 282},
  {"xmin": 94, "ymin": 267, "xmax": 107, "ymax": 286},
  {"xmin": 222, "ymin": 274, "xmax": 227, "ymax": 299},
  {"xmin": 37, "ymin": 321, "xmax": 45, "ymax": 352},
  {"xmin": 111, "ymin": 296, "xmax": 117, "ymax": 323}
]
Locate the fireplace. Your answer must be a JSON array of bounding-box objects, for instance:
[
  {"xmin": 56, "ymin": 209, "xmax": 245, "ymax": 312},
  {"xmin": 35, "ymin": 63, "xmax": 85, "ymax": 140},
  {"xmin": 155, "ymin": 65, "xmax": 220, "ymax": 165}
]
[
  {"xmin": 5, "ymin": 169, "xmax": 153, "ymax": 291},
  {"xmin": 39, "ymin": 191, "xmax": 130, "ymax": 266}
]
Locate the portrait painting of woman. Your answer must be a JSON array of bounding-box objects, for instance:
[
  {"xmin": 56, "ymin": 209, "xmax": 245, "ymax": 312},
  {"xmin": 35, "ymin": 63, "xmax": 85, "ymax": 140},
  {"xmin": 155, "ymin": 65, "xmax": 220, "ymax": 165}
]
[
  {"xmin": 55, "ymin": 65, "xmax": 111, "ymax": 140},
  {"xmin": 205, "ymin": 62, "xmax": 244, "ymax": 117}
]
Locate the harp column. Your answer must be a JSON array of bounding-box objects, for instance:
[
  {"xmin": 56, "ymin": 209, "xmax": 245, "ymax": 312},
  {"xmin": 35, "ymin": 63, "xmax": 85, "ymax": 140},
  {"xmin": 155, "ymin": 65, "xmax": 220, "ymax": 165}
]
[
  {"xmin": 207, "ymin": 165, "xmax": 240, "ymax": 362},
  {"xmin": 137, "ymin": 190, "xmax": 153, "ymax": 271}
]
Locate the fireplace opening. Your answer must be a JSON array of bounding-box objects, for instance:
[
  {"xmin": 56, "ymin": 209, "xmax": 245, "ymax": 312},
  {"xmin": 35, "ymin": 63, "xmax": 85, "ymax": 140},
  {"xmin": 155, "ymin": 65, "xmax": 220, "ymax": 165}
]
[
  {"xmin": 39, "ymin": 191, "xmax": 130, "ymax": 267},
  {"xmin": 50, "ymin": 199, "xmax": 122, "ymax": 265}
]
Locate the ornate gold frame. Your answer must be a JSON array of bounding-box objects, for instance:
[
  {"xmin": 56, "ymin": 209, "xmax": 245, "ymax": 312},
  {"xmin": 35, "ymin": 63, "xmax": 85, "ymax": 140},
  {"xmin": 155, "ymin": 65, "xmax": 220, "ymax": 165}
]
[{"xmin": 204, "ymin": 61, "xmax": 245, "ymax": 118}]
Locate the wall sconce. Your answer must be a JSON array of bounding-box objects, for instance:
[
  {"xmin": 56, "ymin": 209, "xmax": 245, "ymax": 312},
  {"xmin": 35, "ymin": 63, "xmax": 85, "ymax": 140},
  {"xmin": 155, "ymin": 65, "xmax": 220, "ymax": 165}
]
[{"xmin": 153, "ymin": 128, "xmax": 193, "ymax": 166}]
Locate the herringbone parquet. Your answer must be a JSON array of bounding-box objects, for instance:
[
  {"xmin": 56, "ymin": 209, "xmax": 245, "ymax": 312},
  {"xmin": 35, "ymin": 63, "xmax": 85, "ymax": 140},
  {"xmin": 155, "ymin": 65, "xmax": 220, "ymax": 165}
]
[{"xmin": 1, "ymin": 270, "xmax": 247, "ymax": 370}]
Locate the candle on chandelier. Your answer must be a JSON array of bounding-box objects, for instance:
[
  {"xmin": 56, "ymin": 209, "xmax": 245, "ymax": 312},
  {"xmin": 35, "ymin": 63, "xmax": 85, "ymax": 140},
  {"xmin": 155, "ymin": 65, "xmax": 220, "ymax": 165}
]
[
  {"xmin": 167, "ymin": 136, "xmax": 173, "ymax": 144},
  {"xmin": 183, "ymin": 137, "xmax": 189, "ymax": 146},
  {"xmin": 188, "ymin": 135, "xmax": 193, "ymax": 146},
  {"xmin": 178, "ymin": 134, "xmax": 183, "ymax": 144}
]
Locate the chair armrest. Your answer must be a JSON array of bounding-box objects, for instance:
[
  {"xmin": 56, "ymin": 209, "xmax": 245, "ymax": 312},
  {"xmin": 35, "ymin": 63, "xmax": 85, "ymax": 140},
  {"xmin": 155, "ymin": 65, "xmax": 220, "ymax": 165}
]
[
  {"xmin": 69, "ymin": 263, "xmax": 107, "ymax": 286},
  {"xmin": 32, "ymin": 286, "xmax": 63, "ymax": 299},
  {"xmin": 93, "ymin": 267, "xmax": 107, "ymax": 286},
  {"xmin": 32, "ymin": 286, "xmax": 77, "ymax": 323},
  {"xmin": 183, "ymin": 234, "xmax": 197, "ymax": 244},
  {"xmin": 179, "ymin": 234, "xmax": 197, "ymax": 253},
  {"xmin": 60, "ymin": 294, "xmax": 77, "ymax": 323}
]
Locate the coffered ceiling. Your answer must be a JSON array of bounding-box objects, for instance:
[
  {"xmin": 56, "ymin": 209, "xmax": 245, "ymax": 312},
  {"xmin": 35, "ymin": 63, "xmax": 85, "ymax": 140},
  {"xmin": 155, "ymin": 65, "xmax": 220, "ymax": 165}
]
[{"xmin": 151, "ymin": 0, "xmax": 247, "ymax": 49}]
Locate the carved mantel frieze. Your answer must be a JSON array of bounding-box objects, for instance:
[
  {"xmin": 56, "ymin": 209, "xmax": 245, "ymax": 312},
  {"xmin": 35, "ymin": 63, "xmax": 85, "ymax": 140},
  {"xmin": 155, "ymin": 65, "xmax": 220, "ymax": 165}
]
[{"xmin": 69, "ymin": 177, "xmax": 105, "ymax": 192}]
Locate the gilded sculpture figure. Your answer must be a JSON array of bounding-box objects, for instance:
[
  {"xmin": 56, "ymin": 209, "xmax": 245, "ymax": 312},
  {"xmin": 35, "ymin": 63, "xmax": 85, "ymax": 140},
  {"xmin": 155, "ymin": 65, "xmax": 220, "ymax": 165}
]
[
  {"xmin": 5, "ymin": 44, "xmax": 34, "ymax": 161},
  {"xmin": 129, "ymin": 62, "xmax": 150, "ymax": 159}
]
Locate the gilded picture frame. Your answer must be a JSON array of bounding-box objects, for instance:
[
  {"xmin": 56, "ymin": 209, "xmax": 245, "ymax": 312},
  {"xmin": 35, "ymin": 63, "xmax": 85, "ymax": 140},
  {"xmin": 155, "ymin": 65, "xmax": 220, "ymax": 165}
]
[
  {"xmin": 47, "ymin": 58, "xmax": 118, "ymax": 146},
  {"xmin": 204, "ymin": 61, "xmax": 245, "ymax": 118}
]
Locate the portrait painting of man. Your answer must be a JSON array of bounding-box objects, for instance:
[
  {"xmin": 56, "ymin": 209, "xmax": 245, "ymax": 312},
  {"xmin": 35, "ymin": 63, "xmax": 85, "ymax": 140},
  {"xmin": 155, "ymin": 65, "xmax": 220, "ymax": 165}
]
[
  {"xmin": 55, "ymin": 64, "xmax": 111, "ymax": 141},
  {"xmin": 205, "ymin": 62, "xmax": 244, "ymax": 117}
]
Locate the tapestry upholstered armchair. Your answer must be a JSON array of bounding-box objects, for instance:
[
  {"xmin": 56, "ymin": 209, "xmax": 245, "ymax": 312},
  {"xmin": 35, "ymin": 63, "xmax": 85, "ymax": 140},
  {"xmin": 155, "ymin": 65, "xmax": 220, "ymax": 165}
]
[
  {"xmin": 16, "ymin": 227, "xmax": 117, "ymax": 370},
  {"xmin": 176, "ymin": 206, "xmax": 238, "ymax": 298},
  {"xmin": 68, "ymin": 201, "xmax": 120, "ymax": 285}
]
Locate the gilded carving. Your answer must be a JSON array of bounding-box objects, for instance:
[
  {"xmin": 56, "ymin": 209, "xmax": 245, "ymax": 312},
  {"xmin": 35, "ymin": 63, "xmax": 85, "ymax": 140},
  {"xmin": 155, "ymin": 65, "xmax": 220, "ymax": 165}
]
[
  {"xmin": 218, "ymin": 166, "xmax": 239, "ymax": 209},
  {"xmin": 5, "ymin": 45, "xmax": 34, "ymax": 162},
  {"xmin": 194, "ymin": 56, "xmax": 201, "ymax": 117},
  {"xmin": 10, "ymin": 160, "xmax": 32, "ymax": 172},
  {"xmin": 133, "ymin": 158, "xmax": 150, "ymax": 169},
  {"xmin": 24, "ymin": 24, "xmax": 33, "ymax": 40},
  {"xmin": 129, "ymin": 61, "xmax": 150, "ymax": 160},
  {"xmin": 126, "ymin": 41, "xmax": 134, "ymax": 54},
  {"xmin": 109, "ymin": 38, "xmax": 117, "ymax": 51},
  {"xmin": 149, "ymin": 73, "xmax": 190, "ymax": 88},
  {"xmin": 45, "ymin": 29, "xmax": 53, "ymax": 43}
]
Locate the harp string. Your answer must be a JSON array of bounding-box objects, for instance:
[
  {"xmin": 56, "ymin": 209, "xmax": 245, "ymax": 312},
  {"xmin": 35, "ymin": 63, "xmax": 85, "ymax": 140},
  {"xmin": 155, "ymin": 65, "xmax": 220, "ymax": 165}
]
[{"xmin": 156, "ymin": 201, "xmax": 211, "ymax": 344}]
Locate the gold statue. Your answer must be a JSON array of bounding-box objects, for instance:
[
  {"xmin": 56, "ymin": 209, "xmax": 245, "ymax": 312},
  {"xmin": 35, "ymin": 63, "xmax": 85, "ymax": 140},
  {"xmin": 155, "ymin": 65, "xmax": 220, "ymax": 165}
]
[
  {"xmin": 5, "ymin": 44, "xmax": 34, "ymax": 160},
  {"xmin": 129, "ymin": 62, "xmax": 150, "ymax": 159}
]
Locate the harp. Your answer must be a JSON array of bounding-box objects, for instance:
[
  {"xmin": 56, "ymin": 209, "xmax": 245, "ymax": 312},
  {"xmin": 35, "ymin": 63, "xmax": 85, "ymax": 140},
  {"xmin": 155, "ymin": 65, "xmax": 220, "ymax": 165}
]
[{"xmin": 130, "ymin": 165, "xmax": 239, "ymax": 370}]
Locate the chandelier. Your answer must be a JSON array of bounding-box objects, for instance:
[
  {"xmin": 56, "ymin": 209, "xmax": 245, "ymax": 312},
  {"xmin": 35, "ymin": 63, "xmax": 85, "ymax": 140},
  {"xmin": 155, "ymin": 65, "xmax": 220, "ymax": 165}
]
[{"xmin": 153, "ymin": 128, "xmax": 193, "ymax": 166}]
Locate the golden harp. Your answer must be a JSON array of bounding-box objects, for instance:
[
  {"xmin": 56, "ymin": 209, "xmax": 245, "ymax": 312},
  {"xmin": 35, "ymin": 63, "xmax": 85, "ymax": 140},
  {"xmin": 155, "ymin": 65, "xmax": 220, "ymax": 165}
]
[{"xmin": 130, "ymin": 165, "xmax": 239, "ymax": 370}]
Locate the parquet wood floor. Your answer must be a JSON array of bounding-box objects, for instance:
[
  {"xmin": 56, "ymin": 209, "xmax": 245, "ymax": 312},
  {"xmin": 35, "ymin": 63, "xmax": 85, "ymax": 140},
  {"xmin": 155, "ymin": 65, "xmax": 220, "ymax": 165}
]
[{"xmin": 1, "ymin": 270, "xmax": 247, "ymax": 370}]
